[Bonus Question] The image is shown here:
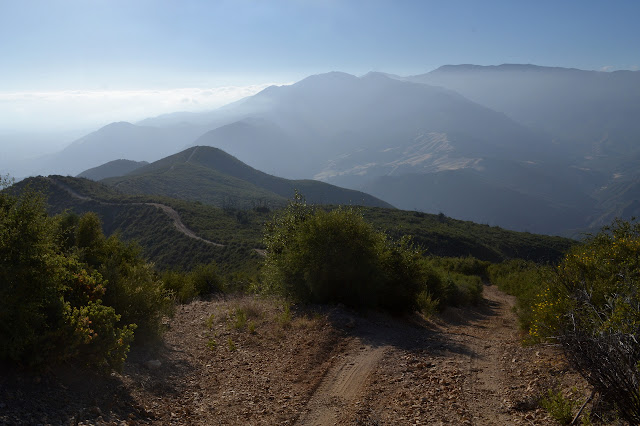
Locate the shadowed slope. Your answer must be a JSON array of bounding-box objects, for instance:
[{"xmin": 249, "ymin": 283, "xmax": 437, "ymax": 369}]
[{"xmin": 104, "ymin": 146, "xmax": 393, "ymax": 209}]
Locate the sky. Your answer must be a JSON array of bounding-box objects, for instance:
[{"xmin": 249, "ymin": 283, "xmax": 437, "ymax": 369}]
[{"xmin": 1, "ymin": 0, "xmax": 639, "ymax": 135}]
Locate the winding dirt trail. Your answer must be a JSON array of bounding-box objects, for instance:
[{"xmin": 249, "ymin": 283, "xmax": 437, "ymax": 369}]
[
  {"xmin": 296, "ymin": 285, "xmax": 568, "ymax": 425},
  {"xmin": 47, "ymin": 177, "xmax": 224, "ymax": 247},
  {"xmin": 449, "ymin": 285, "xmax": 524, "ymax": 425},
  {"xmin": 2, "ymin": 286, "xmax": 585, "ymax": 424}
]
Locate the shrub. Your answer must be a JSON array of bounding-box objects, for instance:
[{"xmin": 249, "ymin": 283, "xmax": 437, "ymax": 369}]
[
  {"xmin": 1, "ymin": 178, "xmax": 172, "ymax": 370},
  {"xmin": 62, "ymin": 301, "xmax": 135, "ymax": 372},
  {"xmin": 102, "ymin": 260, "xmax": 173, "ymax": 342},
  {"xmin": 442, "ymin": 273, "xmax": 483, "ymax": 307},
  {"xmin": 430, "ymin": 256, "xmax": 491, "ymax": 280},
  {"xmin": 162, "ymin": 261, "xmax": 225, "ymax": 303},
  {"xmin": 73, "ymin": 224, "xmax": 174, "ymax": 343},
  {"xmin": 189, "ymin": 262, "xmax": 226, "ymax": 297},
  {"xmin": 0, "ymin": 180, "xmax": 136, "ymax": 370},
  {"xmin": 261, "ymin": 194, "xmax": 436, "ymax": 312},
  {"xmin": 530, "ymin": 219, "xmax": 640, "ymax": 423},
  {"xmin": 416, "ymin": 289, "xmax": 439, "ymax": 317},
  {"xmin": 540, "ymin": 389, "xmax": 576, "ymax": 425},
  {"xmin": 488, "ymin": 260, "xmax": 552, "ymax": 332},
  {"xmin": 0, "ymin": 182, "xmax": 64, "ymax": 363}
]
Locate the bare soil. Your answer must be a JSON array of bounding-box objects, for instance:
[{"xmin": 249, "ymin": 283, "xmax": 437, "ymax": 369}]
[{"xmin": 1, "ymin": 286, "xmax": 593, "ymax": 425}]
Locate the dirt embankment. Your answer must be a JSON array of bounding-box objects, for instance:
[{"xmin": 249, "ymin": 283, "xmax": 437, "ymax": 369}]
[{"xmin": 0, "ymin": 286, "xmax": 589, "ymax": 425}]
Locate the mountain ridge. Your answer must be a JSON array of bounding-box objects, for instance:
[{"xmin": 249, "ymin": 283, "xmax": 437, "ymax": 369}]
[
  {"xmin": 104, "ymin": 145, "xmax": 393, "ymax": 209},
  {"xmin": 20, "ymin": 65, "xmax": 640, "ymax": 236}
]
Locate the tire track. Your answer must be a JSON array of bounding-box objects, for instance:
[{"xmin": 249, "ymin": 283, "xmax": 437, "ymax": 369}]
[
  {"xmin": 447, "ymin": 285, "xmax": 521, "ymax": 425},
  {"xmin": 297, "ymin": 340, "xmax": 388, "ymax": 426}
]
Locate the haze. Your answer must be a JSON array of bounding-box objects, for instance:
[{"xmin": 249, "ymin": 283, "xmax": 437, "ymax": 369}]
[
  {"xmin": 2, "ymin": 0, "xmax": 638, "ymax": 132},
  {"xmin": 2, "ymin": 0, "xmax": 640, "ymax": 237}
]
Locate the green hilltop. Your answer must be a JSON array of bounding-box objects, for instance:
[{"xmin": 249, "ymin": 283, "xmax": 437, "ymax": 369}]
[{"xmin": 102, "ymin": 145, "xmax": 393, "ymax": 209}]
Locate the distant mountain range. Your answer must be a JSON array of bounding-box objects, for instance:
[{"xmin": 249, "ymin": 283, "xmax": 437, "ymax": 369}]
[
  {"xmin": 32, "ymin": 122, "xmax": 207, "ymax": 176},
  {"xmin": 18, "ymin": 64, "xmax": 640, "ymax": 236}
]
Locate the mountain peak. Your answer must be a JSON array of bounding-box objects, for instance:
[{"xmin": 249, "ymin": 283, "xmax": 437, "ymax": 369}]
[
  {"xmin": 360, "ymin": 71, "xmax": 396, "ymax": 81},
  {"xmin": 295, "ymin": 71, "xmax": 358, "ymax": 87},
  {"xmin": 99, "ymin": 121, "xmax": 136, "ymax": 131}
]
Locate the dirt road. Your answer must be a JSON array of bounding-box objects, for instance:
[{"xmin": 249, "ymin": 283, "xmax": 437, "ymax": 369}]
[
  {"xmin": 296, "ymin": 285, "xmax": 576, "ymax": 425},
  {"xmin": 47, "ymin": 176, "xmax": 224, "ymax": 246},
  {"xmin": 2, "ymin": 285, "xmax": 586, "ymax": 425}
]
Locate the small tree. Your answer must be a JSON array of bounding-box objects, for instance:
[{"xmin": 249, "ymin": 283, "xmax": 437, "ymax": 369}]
[
  {"xmin": 0, "ymin": 178, "xmax": 135, "ymax": 369},
  {"xmin": 261, "ymin": 193, "xmax": 433, "ymax": 312},
  {"xmin": 0, "ymin": 178, "xmax": 171, "ymax": 370}
]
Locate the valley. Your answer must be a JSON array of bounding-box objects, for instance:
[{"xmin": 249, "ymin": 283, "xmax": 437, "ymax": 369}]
[
  {"xmin": 2, "ymin": 63, "xmax": 638, "ymax": 426},
  {"xmin": 15, "ymin": 65, "xmax": 640, "ymax": 237},
  {"xmin": 3, "ymin": 3, "xmax": 640, "ymax": 423}
]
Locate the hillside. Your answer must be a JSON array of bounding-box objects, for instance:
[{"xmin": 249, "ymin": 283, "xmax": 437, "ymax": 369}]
[
  {"xmin": 14, "ymin": 176, "xmax": 262, "ymax": 272},
  {"xmin": 361, "ymin": 166, "xmax": 596, "ymax": 236},
  {"xmin": 409, "ymin": 65, "xmax": 640, "ymax": 158},
  {"xmin": 20, "ymin": 68, "xmax": 640, "ymax": 235},
  {"xmin": 408, "ymin": 65, "xmax": 640, "ymax": 183},
  {"xmin": 13, "ymin": 175, "xmax": 574, "ymax": 274},
  {"xmin": 32, "ymin": 121, "xmax": 207, "ymax": 176},
  {"xmin": 187, "ymin": 71, "xmax": 551, "ymax": 179},
  {"xmin": 77, "ymin": 159, "xmax": 148, "ymax": 180},
  {"xmin": 103, "ymin": 146, "xmax": 393, "ymax": 209}
]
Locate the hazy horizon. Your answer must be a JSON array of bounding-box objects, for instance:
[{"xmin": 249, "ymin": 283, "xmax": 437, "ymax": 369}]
[{"xmin": 2, "ymin": 1, "xmax": 639, "ymax": 136}]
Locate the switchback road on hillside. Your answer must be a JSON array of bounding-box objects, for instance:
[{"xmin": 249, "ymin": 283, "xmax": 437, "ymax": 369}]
[{"xmin": 47, "ymin": 177, "xmax": 224, "ymax": 247}]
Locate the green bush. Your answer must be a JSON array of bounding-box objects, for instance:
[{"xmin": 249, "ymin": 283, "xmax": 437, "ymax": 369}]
[
  {"xmin": 488, "ymin": 260, "xmax": 552, "ymax": 332},
  {"xmin": 189, "ymin": 262, "xmax": 226, "ymax": 297},
  {"xmin": 261, "ymin": 194, "xmax": 436, "ymax": 312},
  {"xmin": 525, "ymin": 219, "xmax": 640, "ymax": 423},
  {"xmin": 162, "ymin": 261, "xmax": 225, "ymax": 303},
  {"xmin": 0, "ymin": 180, "xmax": 136, "ymax": 369},
  {"xmin": 102, "ymin": 260, "xmax": 173, "ymax": 342},
  {"xmin": 67, "ymin": 216, "xmax": 174, "ymax": 343},
  {"xmin": 62, "ymin": 301, "xmax": 135, "ymax": 372},
  {"xmin": 0, "ymin": 179, "xmax": 171, "ymax": 370},
  {"xmin": 442, "ymin": 273, "xmax": 483, "ymax": 307},
  {"xmin": 430, "ymin": 256, "xmax": 491, "ymax": 280},
  {"xmin": 540, "ymin": 389, "xmax": 577, "ymax": 425}
]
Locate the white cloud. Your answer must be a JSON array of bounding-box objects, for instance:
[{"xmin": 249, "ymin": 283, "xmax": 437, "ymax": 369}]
[
  {"xmin": 0, "ymin": 84, "xmax": 288, "ymax": 133},
  {"xmin": 599, "ymin": 65, "xmax": 614, "ymax": 72}
]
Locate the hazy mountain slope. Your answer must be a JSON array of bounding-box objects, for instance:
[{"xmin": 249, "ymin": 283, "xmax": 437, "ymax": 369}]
[
  {"xmin": 104, "ymin": 146, "xmax": 393, "ymax": 209},
  {"xmin": 189, "ymin": 117, "xmax": 306, "ymax": 177},
  {"xmin": 188, "ymin": 71, "xmax": 551, "ymax": 179},
  {"xmin": 590, "ymin": 177, "xmax": 640, "ymax": 228},
  {"xmin": 407, "ymin": 65, "xmax": 640, "ymax": 166},
  {"xmin": 26, "ymin": 67, "xmax": 639, "ymax": 235},
  {"xmin": 362, "ymin": 168, "xmax": 592, "ymax": 236},
  {"xmin": 77, "ymin": 159, "xmax": 149, "ymax": 180},
  {"xmin": 33, "ymin": 122, "xmax": 206, "ymax": 176}
]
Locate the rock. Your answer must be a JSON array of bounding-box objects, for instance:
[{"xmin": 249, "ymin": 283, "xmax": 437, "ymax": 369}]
[{"xmin": 145, "ymin": 359, "xmax": 162, "ymax": 369}]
